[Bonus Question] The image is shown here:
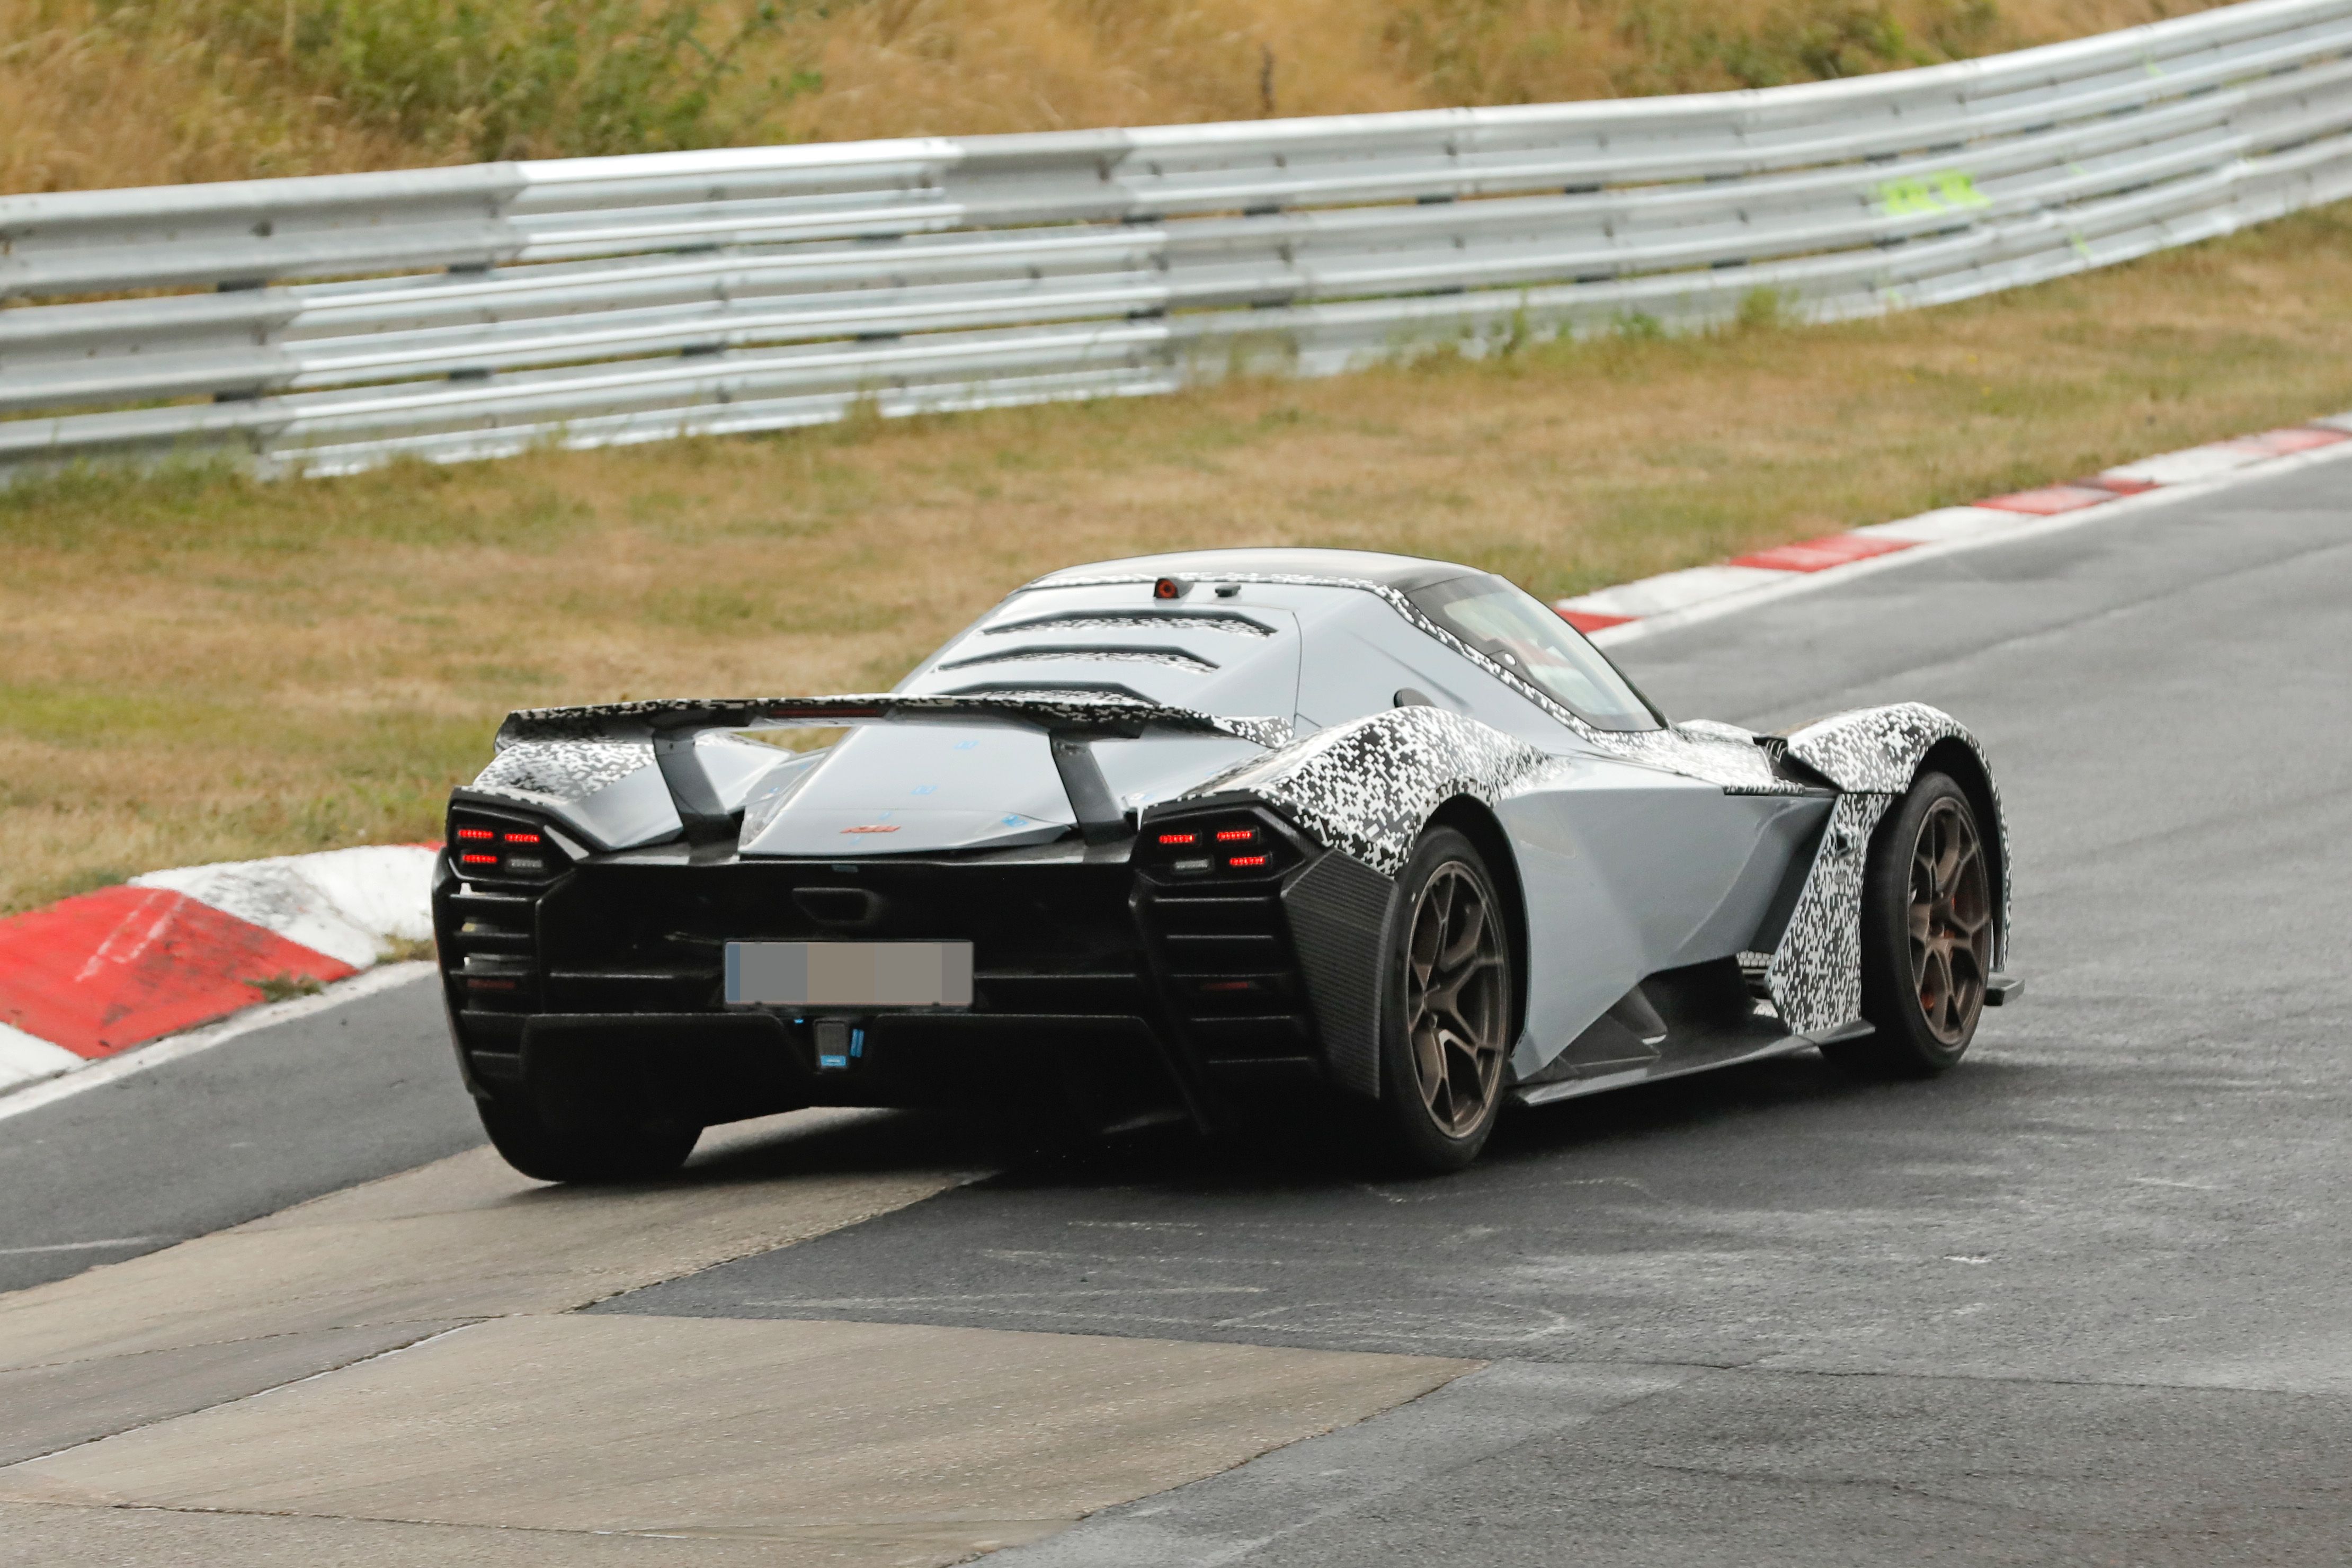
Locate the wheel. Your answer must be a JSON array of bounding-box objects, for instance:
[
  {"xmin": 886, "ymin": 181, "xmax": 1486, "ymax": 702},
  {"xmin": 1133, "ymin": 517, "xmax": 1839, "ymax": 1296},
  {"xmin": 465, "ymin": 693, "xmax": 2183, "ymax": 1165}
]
[
  {"xmin": 1830, "ymin": 771, "xmax": 1994, "ymax": 1078},
  {"xmin": 1363, "ymin": 826, "xmax": 1515, "ymax": 1172},
  {"xmin": 476, "ymin": 1091, "xmax": 701, "ymax": 1183}
]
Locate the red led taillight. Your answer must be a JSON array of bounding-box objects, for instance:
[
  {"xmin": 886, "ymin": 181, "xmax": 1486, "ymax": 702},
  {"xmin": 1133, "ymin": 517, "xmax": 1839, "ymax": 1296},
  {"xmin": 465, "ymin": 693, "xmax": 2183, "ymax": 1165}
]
[
  {"xmin": 455, "ymin": 827, "xmax": 494, "ymax": 841},
  {"xmin": 1228, "ymin": 853, "xmax": 1269, "ymax": 868},
  {"xmin": 501, "ymin": 831, "xmax": 541, "ymax": 844},
  {"xmin": 1215, "ymin": 828, "xmax": 1257, "ymax": 843},
  {"xmin": 459, "ymin": 852, "xmax": 500, "ymax": 866},
  {"xmin": 1157, "ymin": 831, "xmax": 1198, "ymax": 845}
]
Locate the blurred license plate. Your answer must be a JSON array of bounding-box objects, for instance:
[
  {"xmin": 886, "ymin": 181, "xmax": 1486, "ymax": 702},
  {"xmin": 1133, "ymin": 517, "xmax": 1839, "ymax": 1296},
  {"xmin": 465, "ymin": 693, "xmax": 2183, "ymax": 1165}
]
[{"xmin": 725, "ymin": 941, "xmax": 973, "ymax": 1008}]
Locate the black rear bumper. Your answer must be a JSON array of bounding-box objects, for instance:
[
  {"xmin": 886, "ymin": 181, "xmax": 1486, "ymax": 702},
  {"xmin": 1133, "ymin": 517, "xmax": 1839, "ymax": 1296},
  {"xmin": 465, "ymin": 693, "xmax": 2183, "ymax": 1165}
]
[{"xmin": 433, "ymin": 800, "xmax": 1396, "ymax": 1132}]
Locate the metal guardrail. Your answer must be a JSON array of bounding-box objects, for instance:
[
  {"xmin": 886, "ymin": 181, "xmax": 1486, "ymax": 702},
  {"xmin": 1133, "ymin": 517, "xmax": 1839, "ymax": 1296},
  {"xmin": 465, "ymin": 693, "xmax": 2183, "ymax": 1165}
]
[{"xmin": 4, "ymin": 0, "xmax": 2350, "ymax": 478}]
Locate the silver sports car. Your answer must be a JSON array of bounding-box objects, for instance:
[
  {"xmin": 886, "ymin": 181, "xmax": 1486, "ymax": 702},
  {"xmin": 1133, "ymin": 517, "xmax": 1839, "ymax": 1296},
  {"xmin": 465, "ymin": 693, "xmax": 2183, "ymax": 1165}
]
[{"xmin": 435, "ymin": 548, "xmax": 2018, "ymax": 1179}]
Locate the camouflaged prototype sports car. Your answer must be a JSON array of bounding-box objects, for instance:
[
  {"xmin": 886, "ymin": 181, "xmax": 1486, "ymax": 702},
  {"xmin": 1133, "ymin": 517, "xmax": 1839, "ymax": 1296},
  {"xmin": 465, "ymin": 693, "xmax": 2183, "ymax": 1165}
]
[{"xmin": 434, "ymin": 548, "xmax": 2019, "ymax": 1179}]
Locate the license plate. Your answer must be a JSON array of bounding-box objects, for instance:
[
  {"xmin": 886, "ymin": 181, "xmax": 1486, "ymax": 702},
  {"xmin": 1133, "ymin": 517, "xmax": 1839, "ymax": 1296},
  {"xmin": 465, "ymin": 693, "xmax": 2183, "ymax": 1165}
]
[{"xmin": 725, "ymin": 941, "xmax": 974, "ymax": 1009}]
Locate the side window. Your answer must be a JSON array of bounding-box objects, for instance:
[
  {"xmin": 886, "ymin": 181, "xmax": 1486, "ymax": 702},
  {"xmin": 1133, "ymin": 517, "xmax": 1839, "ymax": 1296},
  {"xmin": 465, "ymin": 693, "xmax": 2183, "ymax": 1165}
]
[{"xmin": 1406, "ymin": 575, "xmax": 1663, "ymax": 733}]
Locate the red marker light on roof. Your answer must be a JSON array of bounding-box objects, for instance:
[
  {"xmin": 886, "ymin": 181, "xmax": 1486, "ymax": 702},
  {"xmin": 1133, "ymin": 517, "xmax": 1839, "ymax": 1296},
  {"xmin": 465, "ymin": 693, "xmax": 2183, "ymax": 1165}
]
[
  {"xmin": 1153, "ymin": 577, "xmax": 1186, "ymax": 600},
  {"xmin": 1215, "ymin": 828, "xmax": 1257, "ymax": 843},
  {"xmin": 455, "ymin": 827, "xmax": 494, "ymax": 841},
  {"xmin": 1228, "ymin": 854, "xmax": 1269, "ymax": 868},
  {"xmin": 1157, "ymin": 831, "xmax": 1197, "ymax": 845},
  {"xmin": 501, "ymin": 831, "xmax": 541, "ymax": 844}
]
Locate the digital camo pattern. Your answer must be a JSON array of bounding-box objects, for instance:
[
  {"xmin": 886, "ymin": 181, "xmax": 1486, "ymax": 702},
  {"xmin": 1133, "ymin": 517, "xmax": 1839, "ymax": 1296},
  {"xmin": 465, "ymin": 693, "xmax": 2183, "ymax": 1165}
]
[
  {"xmin": 1032, "ymin": 570, "xmax": 1801, "ymax": 795},
  {"xmin": 1191, "ymin": 706, "xmax": 1552, "ymax": 876},
  {"xmin": 1785, "ymin": 703, "xmax": 1976, "ymax": 792},
  {"xmin": 472, "ymin": 737, "xmax": 654, "ymax": 805},
  {"xmin": 1217, "ymin": 715, "xmax": 1295, "ymax": 750},
  {"xmin": 1785, "ymin": 702, "xmax": 2009, "ymax": 969},
  {"xmin": 1766, "ymin": 792, "xmax": 1893, "ymax": 1036}
]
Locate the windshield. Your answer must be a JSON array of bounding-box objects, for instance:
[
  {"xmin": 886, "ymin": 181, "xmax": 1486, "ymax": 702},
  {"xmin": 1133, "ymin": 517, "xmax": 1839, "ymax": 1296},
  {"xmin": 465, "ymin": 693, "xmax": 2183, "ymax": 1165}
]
[{"xmin": 1406, "ymin": 575, "xmax": 1662, "ymax": 732}]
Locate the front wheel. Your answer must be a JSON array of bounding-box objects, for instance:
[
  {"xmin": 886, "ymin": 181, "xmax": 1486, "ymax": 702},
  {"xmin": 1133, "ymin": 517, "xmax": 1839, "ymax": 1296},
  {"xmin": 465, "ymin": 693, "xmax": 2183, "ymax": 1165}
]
[
  {"xmin": 1828, "ymin": 771, "xmax": 1995, "ymax": 1078},
  {"xmin": 476, "ymin": 1092, "xmax": 701, "ymax": 1183},
  {"xmin": 1361, "ymin": 826, "xmax": 1515, "ymax": 1173}
]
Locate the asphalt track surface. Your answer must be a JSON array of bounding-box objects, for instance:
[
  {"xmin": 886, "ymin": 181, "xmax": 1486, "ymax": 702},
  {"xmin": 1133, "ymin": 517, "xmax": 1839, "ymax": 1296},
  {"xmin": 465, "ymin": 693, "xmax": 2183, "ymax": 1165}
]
[
  {"xmin": 0, "ymin": 978, "xmax": 480, "ymax": 1295},
  {"xmin": 6, "ymin": 452, "xmax": 2351, "ymax": 1562}
]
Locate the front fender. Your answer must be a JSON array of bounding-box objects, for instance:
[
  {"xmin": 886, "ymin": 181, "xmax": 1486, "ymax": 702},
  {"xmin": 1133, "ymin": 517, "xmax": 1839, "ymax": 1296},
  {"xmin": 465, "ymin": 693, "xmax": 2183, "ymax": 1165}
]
[{"xmin": 1778, "ymin": 702, "xmax": 2012, "ymax": 1003}]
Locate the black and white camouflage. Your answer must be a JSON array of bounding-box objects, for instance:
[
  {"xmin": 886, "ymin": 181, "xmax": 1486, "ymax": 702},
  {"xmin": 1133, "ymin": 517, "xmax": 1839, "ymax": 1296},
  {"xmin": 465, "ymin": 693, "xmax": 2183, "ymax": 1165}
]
[
  {"xmin": 1766, "ymin": 793, "xmax": 1895, "ymax": 1035},
  {"xmin": 1785, "ymin": 702, "xmax": 2011, "ymax": 971},
  {"xmin": 1191, "ymin": 706, "xmax": 1551, "ymax": 876},
  {"xmin": 473, "ymin": 737, "xmax": 654, "ymax": 806}
]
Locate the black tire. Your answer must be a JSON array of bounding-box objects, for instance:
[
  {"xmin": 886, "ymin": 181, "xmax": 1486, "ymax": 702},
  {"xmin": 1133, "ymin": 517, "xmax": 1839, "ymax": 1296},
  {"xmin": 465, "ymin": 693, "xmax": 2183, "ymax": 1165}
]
[
  {"xmin": 1828, "ymin": 771, "xmax": 1995, "ymax": 1079},
  {"xmin": 1361, "ymin": 826, "xmax": 1516, "ymax": 1173},
  {"xmin": 476, "ymin": 1092, "xmax": 701, "ymax": 1183}
]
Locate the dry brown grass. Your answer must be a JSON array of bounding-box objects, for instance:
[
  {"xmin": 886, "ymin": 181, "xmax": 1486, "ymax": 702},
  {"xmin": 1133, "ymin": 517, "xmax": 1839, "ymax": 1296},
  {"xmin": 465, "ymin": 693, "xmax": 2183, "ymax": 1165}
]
[
  {"xmin": 3, "ymin": 0, "xmax": 2230, "ymax": 191},
  {"xmin": 3, "ymin": 201, "xmax": 2347, "ymax": 912}
]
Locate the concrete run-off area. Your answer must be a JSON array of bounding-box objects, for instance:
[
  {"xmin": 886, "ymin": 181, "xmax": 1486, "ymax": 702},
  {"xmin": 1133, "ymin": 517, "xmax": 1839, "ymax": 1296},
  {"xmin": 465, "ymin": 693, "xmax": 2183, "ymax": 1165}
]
[{"xmin": 0, "ymin": 1111, "xmax": 1465, "ymax": 1566}]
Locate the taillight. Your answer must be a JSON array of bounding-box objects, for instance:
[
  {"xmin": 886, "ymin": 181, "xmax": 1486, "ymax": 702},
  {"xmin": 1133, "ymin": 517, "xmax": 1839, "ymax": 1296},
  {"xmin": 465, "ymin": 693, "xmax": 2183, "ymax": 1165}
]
[
  {"xmin": 1143, "ymin": 815, "xmax": 1287, "ymax": 877},
  {"xmin": 448, "ymin": 811, "xmax": 569, "ymax": 881}
]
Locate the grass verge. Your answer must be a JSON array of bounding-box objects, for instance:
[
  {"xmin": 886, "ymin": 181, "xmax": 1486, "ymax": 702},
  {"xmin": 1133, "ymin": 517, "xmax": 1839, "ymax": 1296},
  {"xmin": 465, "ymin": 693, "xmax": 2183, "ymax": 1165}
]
[
  {"xmin": 2, "ymin": 201, "xmax": 2348, "ymax": 912},
  {"xmin": 4, "ymin": 0, "xmax": 2225, "ymax": 191}
]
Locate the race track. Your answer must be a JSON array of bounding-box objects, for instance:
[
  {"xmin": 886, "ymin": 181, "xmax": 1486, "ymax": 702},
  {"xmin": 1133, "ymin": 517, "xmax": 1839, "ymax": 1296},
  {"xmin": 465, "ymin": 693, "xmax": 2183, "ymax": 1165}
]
[{"xmin": 3, "ymin": 451, "xmax": 2348, "ymax": 1564}]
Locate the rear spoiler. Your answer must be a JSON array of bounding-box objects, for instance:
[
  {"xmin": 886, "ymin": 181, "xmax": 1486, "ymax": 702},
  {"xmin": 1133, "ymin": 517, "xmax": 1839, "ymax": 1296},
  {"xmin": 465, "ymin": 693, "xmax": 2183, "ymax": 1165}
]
[{"xmin": 493, "ymin": 693, "xmax": 1292, "ymax": 845}]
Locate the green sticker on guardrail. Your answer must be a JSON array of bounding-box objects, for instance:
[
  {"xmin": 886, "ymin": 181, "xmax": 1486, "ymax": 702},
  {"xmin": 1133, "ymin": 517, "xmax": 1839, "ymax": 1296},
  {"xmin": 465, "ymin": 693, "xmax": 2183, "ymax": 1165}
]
[{"xmin": 1875, "ymin": 170, "xmax": 1992, "ymax": 217}]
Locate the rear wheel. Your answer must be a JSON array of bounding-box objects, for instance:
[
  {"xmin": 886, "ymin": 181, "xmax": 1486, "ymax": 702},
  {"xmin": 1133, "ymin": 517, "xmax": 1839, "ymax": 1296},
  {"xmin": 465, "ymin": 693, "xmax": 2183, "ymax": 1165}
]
[
  {"xmin": 1362, "ymin": 827, "xmax": 1514, "ymax": 1173},
  {"xmin": 1829, "ymin": 771, "xmax": 1994, "ymax": 1078},
  {"xmin": 476, "ymin": 1092, "xmax": 701, "ymax": 1183}
]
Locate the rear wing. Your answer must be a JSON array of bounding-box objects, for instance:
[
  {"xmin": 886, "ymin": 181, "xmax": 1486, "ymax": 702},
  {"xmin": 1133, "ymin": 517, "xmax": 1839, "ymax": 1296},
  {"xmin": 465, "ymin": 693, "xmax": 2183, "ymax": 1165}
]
[{"xmin": 492, "ymin": 693, "xmax": 1293, "ymax": 844}]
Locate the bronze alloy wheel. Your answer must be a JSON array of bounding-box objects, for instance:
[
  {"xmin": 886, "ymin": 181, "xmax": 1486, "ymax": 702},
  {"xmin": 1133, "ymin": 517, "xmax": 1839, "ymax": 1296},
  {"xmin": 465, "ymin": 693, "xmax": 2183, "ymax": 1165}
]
[
  {"xmin": 1405, "ymin": 861, "xmax": 1510, "ymax": 1136},
  {"xmin": 1909, "ymin": 795, "xmax": 1993, "ymax": 1045}
]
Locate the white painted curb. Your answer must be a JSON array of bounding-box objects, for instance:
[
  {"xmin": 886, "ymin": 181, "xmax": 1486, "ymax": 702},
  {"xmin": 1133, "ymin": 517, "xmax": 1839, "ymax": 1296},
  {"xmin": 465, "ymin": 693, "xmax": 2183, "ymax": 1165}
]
[{"xmin": 131, "ymin": 844, "xmax": 438, "ymax": 970}]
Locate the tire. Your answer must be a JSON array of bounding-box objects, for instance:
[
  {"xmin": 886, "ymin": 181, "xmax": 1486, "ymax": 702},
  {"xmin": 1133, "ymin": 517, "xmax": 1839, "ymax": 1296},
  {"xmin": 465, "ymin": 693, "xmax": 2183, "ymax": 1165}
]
[
  {"xmin": 1361, "ymin": 826, "xmax": 1516, "ymax": 1173},
  {"xmin": 1828, "ymin": 771, "xmax": 1995, "ymax": 1079},
  {"xmin": 476, "ymin": 1092, "xmax": 701, "ymax": 1183}
]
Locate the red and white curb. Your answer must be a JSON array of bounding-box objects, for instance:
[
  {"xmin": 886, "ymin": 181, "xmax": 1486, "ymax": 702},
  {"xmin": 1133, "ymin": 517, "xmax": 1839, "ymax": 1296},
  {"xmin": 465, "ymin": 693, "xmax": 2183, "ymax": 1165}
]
[
  {"xmin": 5, "ymin": 412, "xmax": 2350, "ymax": 1103},
  {"xmin": 0, "ymin": 846, "xmax": 435, "ymax": 1096},
  {"xmin": 1557, "ymin": 417, "xmax": 2352, "ymax": 645}
]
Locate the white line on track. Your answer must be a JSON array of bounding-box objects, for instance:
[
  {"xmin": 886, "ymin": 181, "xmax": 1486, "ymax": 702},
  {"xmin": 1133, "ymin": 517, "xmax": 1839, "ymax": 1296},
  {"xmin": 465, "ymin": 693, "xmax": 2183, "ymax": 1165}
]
[
  {"xmin": 0, "ymin": 1238, "xmax": 163, "ymax": 1256},
  {"xmin": 0, "ymin": 961, "xmax": 435, "ymax": 1127}
]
